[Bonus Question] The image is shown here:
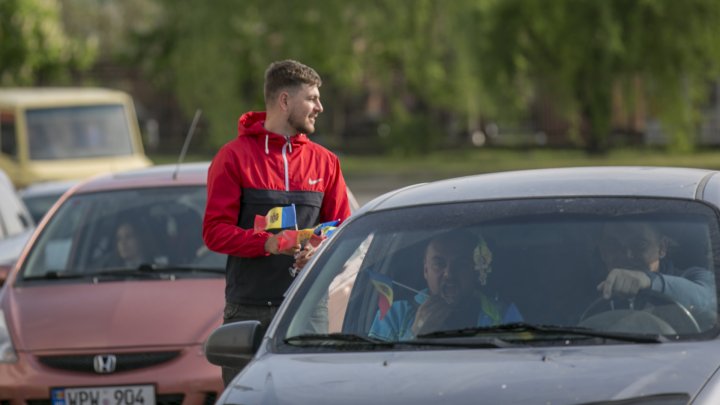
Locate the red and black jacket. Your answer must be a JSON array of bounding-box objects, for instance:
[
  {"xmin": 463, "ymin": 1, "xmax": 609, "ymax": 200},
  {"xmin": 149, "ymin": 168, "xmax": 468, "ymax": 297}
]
[{"xmin": 203, "ymin": 111, "xmax": 351, "ymax": 305}]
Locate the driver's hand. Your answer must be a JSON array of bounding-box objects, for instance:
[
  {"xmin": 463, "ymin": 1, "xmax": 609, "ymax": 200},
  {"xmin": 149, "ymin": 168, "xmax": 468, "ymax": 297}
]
[{"xmin": 597, "ymin": 268, "xmax": 651, "ymax": 299}]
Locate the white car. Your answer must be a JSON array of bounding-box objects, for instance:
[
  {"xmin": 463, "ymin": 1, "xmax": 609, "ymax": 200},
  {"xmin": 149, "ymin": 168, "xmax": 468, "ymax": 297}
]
[
  {"xmin": 0, "ymin": 169, "xmax": 34, "ymax": 284},
  {"xmin": 207, "ymin": 166, "xmax": 720, "ymax": 405}
]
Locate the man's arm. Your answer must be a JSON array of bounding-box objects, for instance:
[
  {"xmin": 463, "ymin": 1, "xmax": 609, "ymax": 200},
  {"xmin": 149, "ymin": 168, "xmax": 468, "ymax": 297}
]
[
  {"xmin": 202, "ymin": 147, "xmax": 270, "ymax": 257},
  {"xmin": 319, "ymin": 156, "xmax": 351, "ymax": 224},
  {"xmin": 650, "ymin": 267, "xmax": 716, "ymax": 317}
]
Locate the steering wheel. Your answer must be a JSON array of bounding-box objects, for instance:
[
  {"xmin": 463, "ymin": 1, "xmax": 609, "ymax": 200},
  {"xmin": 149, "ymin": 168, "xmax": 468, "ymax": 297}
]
[{"xmin": 579, "ymin": 289, "xmax": 701, "ymax": 334}]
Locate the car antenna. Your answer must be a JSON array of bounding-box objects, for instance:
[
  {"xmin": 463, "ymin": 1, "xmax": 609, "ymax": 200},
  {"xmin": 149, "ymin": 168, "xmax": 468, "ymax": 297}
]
[{"xmin": 172, "ymin": 109, "xmax": 202, "ymax": 180}]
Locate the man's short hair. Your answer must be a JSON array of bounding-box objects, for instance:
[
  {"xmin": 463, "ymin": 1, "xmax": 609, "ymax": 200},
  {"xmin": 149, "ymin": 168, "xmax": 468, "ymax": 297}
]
[{"xmin": 264, "ymin": 60, "xmax": 322, "ymax": 105}]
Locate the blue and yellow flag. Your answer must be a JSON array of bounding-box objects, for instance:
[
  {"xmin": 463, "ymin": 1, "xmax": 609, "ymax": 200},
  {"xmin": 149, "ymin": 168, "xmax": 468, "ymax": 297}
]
[
  {"xmin": 254, "ymin": 204, "xmax": 297, "ymax": 232},
  {"xmin": 314, "ymin": 220, "xmax": 339, "ymax": 238}
]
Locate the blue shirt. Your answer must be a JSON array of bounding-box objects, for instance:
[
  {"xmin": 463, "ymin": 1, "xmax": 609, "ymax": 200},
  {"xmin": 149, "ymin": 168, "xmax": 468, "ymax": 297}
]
[{"xmin": 368, "ymin": 289, "xmax": 523, "ymax": 341}]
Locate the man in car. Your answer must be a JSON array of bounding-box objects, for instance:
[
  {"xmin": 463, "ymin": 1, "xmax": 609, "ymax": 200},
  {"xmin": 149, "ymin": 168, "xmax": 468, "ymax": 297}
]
[
  {"xmin": 369, "ymin": 231, "xmax": 522, "ymax": 341},
  {"xmin": 595, "ymin": 221, "xmax": 716, "ymax": 327}
]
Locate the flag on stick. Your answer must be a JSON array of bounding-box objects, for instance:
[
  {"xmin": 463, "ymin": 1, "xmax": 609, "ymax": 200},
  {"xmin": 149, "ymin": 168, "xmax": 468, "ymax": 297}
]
[
  {"xmin": 254, "ymin": 205, "xmax": 297, "ymax": 232},
  {"xmin": 367, "ymin": 270, "xmax": 394, "ymax": 320}
]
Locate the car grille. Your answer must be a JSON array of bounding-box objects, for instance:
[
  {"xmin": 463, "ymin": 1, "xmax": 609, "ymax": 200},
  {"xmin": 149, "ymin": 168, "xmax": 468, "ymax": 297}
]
[
  {"xmin": 37, "ymin": 351, "xmax": 180, "ymax": 373},
  {"xmin": 27, "ymin": 394, "xmax": 184, "ymax": 405}
]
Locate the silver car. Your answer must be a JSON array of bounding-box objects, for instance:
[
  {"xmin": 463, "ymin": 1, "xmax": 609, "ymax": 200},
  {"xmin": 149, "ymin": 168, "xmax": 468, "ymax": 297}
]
[{"xmin": 206, "ymin": 167, "xmax": 720, "ymax": 405}]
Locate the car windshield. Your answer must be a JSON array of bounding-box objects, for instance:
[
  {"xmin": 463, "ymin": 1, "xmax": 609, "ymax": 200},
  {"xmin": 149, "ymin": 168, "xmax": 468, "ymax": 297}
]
[
  {"xmin": 22, "ymin": 193, "xmax": 63, "ymax": 224},
  {"xmin": 17, "ymin": 186, "xmax": 225, "ymax": 283},
  {"xmin": 279, "ymin": 197, "xmax": 720, "ymax": 349},
  {"xmin": 26, "ymin": 105, "xmax": 134, "ymax": 160}
]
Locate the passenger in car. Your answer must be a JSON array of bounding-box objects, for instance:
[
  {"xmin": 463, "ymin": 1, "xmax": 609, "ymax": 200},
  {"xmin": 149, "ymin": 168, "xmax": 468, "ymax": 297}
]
[
  {"xmin": 103, "ymin": 219, "xmax": 153, "ymax": 268},
  {"xmin": 595, "ymin": 222, "xmax": 716, "ymax": 326},
  {"xmin": 368, "ymin": 230, "xmax": 522, "ymax": 341}
]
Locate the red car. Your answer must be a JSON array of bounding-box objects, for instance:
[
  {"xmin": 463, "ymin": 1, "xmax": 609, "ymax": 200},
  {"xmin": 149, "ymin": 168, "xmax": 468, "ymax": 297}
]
[{"xmin": 0, "ymin": 162, "xmax": 226, "ymax": 405}]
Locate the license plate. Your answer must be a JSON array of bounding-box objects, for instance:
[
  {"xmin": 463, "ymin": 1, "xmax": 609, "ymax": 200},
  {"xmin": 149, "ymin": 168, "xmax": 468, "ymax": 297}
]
[{"xmin": 51, "ymin": 384, "xmax": 155, "ymax": 405}]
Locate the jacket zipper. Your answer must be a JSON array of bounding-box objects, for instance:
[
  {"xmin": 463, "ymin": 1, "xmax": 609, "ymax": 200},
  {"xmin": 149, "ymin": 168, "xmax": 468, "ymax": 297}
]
[{"xmin": 281, "ymin": 137, "xmax": 290, "ymax": 191}]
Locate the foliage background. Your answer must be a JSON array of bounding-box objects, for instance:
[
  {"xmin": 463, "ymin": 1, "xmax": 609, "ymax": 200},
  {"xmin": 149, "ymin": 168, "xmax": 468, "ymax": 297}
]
[{"xmin": 3, "ymin": 0, "xmax": 720, "ymax": 157}]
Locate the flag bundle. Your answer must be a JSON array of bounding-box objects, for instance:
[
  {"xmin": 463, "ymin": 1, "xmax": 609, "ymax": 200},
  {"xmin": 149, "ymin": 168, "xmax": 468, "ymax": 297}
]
[
  {"xmin": 367, "ymin": 270, "xmax": 394, "ymax": 320},
  {"xmin": 254, "ymin": 205, "xmax": 297, "ymax": 232},
  {"xmin": 254, "ymin": 206, "xmax": 342, "ymax": 251},
  {"xmin": 275, "ymin": 229, "xmax": 322, "ymax": 251}
]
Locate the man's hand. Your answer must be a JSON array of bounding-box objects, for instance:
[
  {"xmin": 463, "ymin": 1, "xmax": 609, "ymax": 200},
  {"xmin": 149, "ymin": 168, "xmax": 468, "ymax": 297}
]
[
  {"xmin": 265, "ymin": 231, "xmax": 301, "ymax": 256},
  {"xmin": 412, "ymin": 295, "xmax": 453, "ymax": 336},
  {"xmin": 292, "ymin": 244, "xmax": 317, "ymax": 272},
  {"xmin": 597, "ymin": 268, "xmax": 652, "ymax": 299}
]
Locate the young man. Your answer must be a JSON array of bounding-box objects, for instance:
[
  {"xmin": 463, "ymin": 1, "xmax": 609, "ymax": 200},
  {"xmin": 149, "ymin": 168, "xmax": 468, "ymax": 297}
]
[{"xmin": 202, "ymin": 60, "xmax": 351, "ymax": 385}]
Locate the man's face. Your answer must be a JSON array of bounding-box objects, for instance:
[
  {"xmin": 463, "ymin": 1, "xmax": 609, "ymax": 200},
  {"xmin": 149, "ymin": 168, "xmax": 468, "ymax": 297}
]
[
  {"xmin": 286, "ymin": 84, "xmax": 323, "ymax": 134},
  {"xmin": 598, "ymin": 222, "xmax": 665, "ymax": 273},
  {"xmin": 423, "ymin": 239, "xmax": 476, "ymax": 304}
]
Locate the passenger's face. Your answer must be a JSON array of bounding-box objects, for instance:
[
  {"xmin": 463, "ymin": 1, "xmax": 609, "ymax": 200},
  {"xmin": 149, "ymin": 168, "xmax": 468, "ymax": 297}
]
[
  {"xmin": 598, "ymin": 223, "xmax": 664, "ymax": 272},
  {"xmin": 116, "ymin": 224, "xmax": 142, "ymax": 261},
  {"xmin": 423, "ymin": 239, "xmax": 476, "ymax": 304},
  {"xmin": 286, "ymin": 84, "xmax": 323, "ymax": 135}
]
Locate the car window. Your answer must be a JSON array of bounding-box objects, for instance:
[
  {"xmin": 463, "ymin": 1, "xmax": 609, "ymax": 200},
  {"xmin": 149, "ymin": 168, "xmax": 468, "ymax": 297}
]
[
  {"xmin": 18, "ymin": 185, "xmax": 225, "ymax": 281},
  {"xmin": 26, "ymin": 105, "xmax": 133, "ymax": 160},
  {"xmin": 279, "ymin": 197, "xmax": 720, "ymax": 347},
  {"xmin": 0, "ymin": 111, "xmax": 17, "ymax": 159}
]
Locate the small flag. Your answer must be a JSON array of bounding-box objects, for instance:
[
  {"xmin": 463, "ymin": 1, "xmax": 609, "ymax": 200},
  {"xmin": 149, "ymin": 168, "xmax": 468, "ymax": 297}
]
[
  {"xmin": 276, "ymin": 229, "xmax": 325, "ymax": 251},
  {"xmin": 314, "ymin": 220, "xmax": 339, "ymax": 238},
  {"xmin": 367, "ymin": 270, "xmax": 394, "ymax": 320},
  {"xmin": 254, "ymin": 205, "xmax": 297, "ymax": 232}
]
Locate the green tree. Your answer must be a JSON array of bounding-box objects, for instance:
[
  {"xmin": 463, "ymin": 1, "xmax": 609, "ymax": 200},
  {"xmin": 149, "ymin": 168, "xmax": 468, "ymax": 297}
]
[
  {"xmin": 132, "ymin": 0, "xmax": 500, "ymax": 153},
  {"xmin": 0, "ymin": 0, "xmax": 96, "ymax": 85},
  {"xmin": 484, "ymin": 0, "xmax": 720, "ymax": 153}
]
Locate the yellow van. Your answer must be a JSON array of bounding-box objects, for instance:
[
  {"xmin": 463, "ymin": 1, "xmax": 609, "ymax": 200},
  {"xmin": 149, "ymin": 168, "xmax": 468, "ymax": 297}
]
[{"xmin": 0, "ymin": 87, "xmax": 152, "ymax": 188}]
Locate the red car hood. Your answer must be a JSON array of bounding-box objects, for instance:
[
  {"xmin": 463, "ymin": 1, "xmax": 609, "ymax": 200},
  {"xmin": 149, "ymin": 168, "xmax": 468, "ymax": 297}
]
[{"xmin": 4, "ymin": 278, "xmax": 225, "ymax": 351}]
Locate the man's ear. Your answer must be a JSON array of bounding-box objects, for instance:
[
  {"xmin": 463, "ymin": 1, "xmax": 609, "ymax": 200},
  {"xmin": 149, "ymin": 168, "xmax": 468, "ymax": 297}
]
[{"xmin": 278, "ymin": 91, "xmax": 290, "ymax": 111}]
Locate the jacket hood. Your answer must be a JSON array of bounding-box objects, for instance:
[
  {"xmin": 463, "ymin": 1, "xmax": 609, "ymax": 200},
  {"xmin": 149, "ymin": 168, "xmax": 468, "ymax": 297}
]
[
  {"xmin": 5, "ymin": 278, "xmax": 224, "ymax": 351},
  {"xmin": 221, "ymin": 342, "xmax": 720, "ymax": 405},
  {"xmin": 237, "ymin": 111, "xmax": 309, "ymax": 148}
]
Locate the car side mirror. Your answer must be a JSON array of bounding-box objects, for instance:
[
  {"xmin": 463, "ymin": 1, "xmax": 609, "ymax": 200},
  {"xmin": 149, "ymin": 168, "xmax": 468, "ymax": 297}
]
[{"xmin": 204, "ymin": 320, "xmax": 263, "ymax": 368}]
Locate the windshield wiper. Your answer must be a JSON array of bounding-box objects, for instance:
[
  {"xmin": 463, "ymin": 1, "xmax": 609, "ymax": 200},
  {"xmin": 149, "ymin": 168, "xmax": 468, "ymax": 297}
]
[
  {"xmin": 417, "ymin": 322, "xmax": 667, "ymax": 344},
  {"xmin": 23, "ymin": 271, "xmax": 89, "ymax": 281},
  {"xmin": 94, "ymin": 265, "xmax": 163, "ymax": 279},
  {"xmin": 285, "ymin": 333, "xmax": 390, "ymax": 347},
  {"xmin": 284, "ymin": 333, "xmax": 512, "ymax": 348},
  {"xmin": 150, "ymin": 266, "xmax": 225, "ymax": 275}
]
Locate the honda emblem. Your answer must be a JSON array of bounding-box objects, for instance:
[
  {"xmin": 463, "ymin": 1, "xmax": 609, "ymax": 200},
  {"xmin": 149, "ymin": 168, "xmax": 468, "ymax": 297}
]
[{"xmin": 93, "ymin": 354, "xmax": 117, "ymax": 373}]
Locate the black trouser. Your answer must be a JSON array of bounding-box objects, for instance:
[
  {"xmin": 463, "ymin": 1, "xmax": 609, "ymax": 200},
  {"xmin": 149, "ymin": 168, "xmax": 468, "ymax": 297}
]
[{"xmin": 221, "ymin": 302, "xmax": 279, "ymax": 387}]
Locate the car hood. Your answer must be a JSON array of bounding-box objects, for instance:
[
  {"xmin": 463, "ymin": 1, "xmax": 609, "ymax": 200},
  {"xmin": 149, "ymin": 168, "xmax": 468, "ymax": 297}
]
[
  {"xmin": 4, "ymin": 278, "xmax": 224, "ymax": 351},
  {"xmin": 224, "ymin": 341, "xmax": 720, "ymax": 404}
]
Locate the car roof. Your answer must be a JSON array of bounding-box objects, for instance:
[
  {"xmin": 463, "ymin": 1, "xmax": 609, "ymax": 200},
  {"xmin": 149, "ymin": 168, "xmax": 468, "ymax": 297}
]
[
  {"xmin": 361, "ymin": 166, "xmax": 720, "ymax": 213},
  {"xmin": 0, "ymin": 87, "xmax": 130, "ymax": 107},
  {"xmin": 19, "ymin": 179, "xmax": 82, "ymax": 198},
  {"xmin": 71, "ymin": 162, "xmax": 210, "ymax": 194}
]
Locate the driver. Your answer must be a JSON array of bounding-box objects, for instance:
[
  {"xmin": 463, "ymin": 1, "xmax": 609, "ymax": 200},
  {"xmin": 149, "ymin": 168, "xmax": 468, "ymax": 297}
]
[{"xmin": 596, "ymin": 221, "xmax": 716, "ymax": 327}]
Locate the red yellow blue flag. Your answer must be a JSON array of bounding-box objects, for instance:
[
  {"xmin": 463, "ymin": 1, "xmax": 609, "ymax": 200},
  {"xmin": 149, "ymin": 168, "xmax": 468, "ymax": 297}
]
[
  {"xmin": 367, "ymin": 270, "xmax": 394, "ymax": 320},
  {"xmin": 254, "ymin": 205, "xmax": 298, "ymax": 232}
]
